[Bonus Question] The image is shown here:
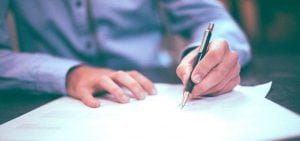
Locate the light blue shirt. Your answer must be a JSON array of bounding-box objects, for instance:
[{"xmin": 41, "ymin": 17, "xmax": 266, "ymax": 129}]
[{"xmin": 0, "ymin": 0, "xmax": 251, "ymax": 95}]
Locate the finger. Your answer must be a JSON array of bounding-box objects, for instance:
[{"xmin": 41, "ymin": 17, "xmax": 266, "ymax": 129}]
[
  {"xmin": 191, "ymin": 41, "xmax": 240, "ymax": 98},
  {"xmin": 79, "ymin": 89, "xmax": 101, "ymax": 108},
  {"xmin": 197, "ymin": 51, "xmax": 240, "ymax": 95},
  {"xmin": 216, "ymin": 75, "xmax": 241, "ymax": 95},
  {"xmin": 98, "ymin": 75, "xmax": 130, "ymax": 103},
  {"xmin": 191, "ymin": 39, "xmax": 229, "ymax": 83},
  {"xmin": 190, "ymin": 44, "xmax": 229, "ymax": 97},
  {"xmin": 176, "ymin": 48, "xmax": 199, "ymax": 84},
  {"xmin": 204, "ymin": 63, "xmax": 241, "ymax": 96},
  {"xmin": 128, "ymin": 70, "xmax": 156, "ymax": 95},
  {"xmin": 176, "ymin": 63, "xmax": 192, "ymax": 85},
  {"xmin": 111, "ymin": 71, "xmax": 146, "ymax": 100}
]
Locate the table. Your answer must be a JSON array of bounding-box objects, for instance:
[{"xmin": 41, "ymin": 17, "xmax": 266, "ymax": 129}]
[{"xmin": 1, "ymin": 49, "xmax": 300, "ymax": 125}]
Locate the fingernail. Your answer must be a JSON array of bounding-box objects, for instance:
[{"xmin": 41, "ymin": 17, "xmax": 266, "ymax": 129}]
[
  {"xmin": 150, "ymin": 88, "xmax": 157, "ymax": 95},
  {"xmin": 192, "ymin": 74, "xmax": 201, "ymax": 83},
  {"xmin": 138, "ymin": 92, "xmax": 147, "ymax": 100},
  {"xmin": 121, "ymin": 95, "xmax": 130, "ymax": 103},
  {"xmin": 93, "ymin": 100, "xmax": 100, "ymax": 107}
]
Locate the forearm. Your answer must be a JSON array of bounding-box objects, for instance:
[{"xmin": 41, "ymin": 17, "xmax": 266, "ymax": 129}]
[{"xmin": 0, "ymin": 49, "xmax": 81, "ymax": 94}]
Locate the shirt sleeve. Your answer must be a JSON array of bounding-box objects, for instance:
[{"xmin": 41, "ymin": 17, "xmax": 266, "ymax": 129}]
[
  {"xmin": 160, "ymin": 0, "xmax": 252, "ymax": 66},
  {"xmin": 0, "ymin": 1, "xmax": 81, "ymax": 95}
]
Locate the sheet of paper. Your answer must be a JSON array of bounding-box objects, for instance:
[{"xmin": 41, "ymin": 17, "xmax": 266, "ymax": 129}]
[{"xmin": 0, "ymin": 82, "xmax": 299, "ymax": 141}]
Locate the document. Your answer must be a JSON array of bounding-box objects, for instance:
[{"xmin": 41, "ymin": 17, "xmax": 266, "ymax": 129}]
[{"xmin": 0, "ymin": 82, "xmax": 299, "ymax": 141}]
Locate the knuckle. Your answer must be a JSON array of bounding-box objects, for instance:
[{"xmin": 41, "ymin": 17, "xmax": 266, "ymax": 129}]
[
  {"xmin": 99, "ymin": 75, "xmax": 108, "ymax": 83},
  {"xmin": 214, "ymin": 39, "xmax": 229, "ymax": 52},
  {"xmin": 139, "ymin": 79, "xmax": 150, "ymax": 85},
  {"xmin": 127, "ymin": 82, "xmax": 144, "ymax": 94},
  {"xmin": 209, "ymin": 50, "xmax": 219, "ymax": 60},
  {"xmin": 127, "ymin": 81, "xmax": 139, "ymax": 88},
  {"xmin": 215, "ymin": 68, "xmax": 227, "ymax": 78},
  {"xmin": 128, "ymin": 70, "xmax": 139, "ymax": 76},
  {"xmin": 115, "ymin": 70, "xmax": 126, "ymax": 77},
  {"xmin": 230, "ymin": 51, "xmax": 239, "ymax": 62},
  {"xmin": 209, "ymin": 50, "xmax": 223, "ymax": 63},
  {"xmin": 221, "ymin": 40, "xmax": 229, "ymax": 49},
  {"xmin": 99, "ymin": 76, "xmax": 112, "ymax": 85}
]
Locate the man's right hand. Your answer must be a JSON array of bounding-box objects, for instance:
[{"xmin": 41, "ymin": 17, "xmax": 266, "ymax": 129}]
[{"xmin": 66, "ymin": 65, "xmax": 156, "ymax": 108}]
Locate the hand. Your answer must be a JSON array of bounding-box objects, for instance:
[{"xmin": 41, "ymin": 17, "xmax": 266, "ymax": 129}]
[
  {"xmin": 176, "ymin": 39, "xmax": 241, "ymax": 98},
  {"xmin": 66, "ymin": 65, "xmax": 156, "ymax": 108}
]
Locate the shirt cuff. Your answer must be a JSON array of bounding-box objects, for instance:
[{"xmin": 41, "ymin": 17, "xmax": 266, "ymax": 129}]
[{"xmin": 32, "ymin": 55, "xmax": 81, "ymax": 95}]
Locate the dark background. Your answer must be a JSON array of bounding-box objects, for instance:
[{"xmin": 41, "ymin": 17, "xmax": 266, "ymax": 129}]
[{"xmin": 225, "ymin": 0, "xmax": 300, "ymax": 115}]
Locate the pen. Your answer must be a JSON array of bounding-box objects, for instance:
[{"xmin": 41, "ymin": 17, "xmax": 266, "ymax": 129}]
[{"xmin": 181, "ymin": 23, "xmax": 214, "ymax": 108}]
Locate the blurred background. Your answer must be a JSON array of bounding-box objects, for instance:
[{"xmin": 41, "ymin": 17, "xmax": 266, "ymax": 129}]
[{"xmin": 221, "ymin": 0, "xmax": 300, "ymax": 53}]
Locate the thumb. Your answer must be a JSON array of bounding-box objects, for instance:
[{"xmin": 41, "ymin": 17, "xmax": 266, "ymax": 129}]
[{"xmin": 80, "ymin": 90, "xmax": 100, "ymax": 108}]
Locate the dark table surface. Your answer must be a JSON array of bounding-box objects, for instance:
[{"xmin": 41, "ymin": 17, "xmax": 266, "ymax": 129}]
[{"xmin": 1, "ymin": 49, "xmax": 300, "ymax": 126}]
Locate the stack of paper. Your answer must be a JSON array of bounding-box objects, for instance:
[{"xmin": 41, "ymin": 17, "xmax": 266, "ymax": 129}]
[{"xmin": 0, "ymin": 82, "xmax": 299, "ymax": 141}]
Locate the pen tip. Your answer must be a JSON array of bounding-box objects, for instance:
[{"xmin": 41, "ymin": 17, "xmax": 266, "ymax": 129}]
[
  {"xmin": 181, "ymin": 91, "xmax": 190, "ymax": 109},
  {"xmin": 181, "ymin": 102, "xmax": 186, "ymax": 109}
]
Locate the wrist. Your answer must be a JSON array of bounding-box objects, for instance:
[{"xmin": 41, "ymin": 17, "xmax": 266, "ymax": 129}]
[{"xmin": 66, "ymin": 64, "xmax": 85, "ymax": 92}]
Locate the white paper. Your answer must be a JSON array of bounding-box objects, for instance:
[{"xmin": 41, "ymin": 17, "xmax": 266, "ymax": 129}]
[{"xmin": 0, "ymin": 82, "xmax": 300, "ymax": 141}]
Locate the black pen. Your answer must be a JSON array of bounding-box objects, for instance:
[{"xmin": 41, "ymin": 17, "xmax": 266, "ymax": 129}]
[{"xmin": 181, "ymin": 23, "xmax": 214, "ymax": 108}]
